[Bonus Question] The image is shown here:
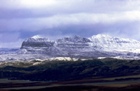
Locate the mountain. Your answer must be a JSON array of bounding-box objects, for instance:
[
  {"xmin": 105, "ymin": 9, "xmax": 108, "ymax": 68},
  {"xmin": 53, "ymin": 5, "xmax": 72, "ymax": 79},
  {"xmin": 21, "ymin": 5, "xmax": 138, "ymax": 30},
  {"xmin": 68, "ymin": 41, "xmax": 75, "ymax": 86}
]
[
  {"xmin": 20, "ymin": 34, "xmax": 140, "ymax": 59},
  {"xmin": 89, "ymin": 34, "xmax": 140, "ymax": 52},
  {"xmin": 56, "ymin": 35, "xmax": 92, "ymax": 53},
  {"xmin": 1, "ymin": 34, "xmax": 140, "ymax": 62},
  {"xmin": 21, "ymin": 35, "xmax": 95, "ymax": 57},
  {"xmin": 20, "ymin": 35, "xmax": 56, "ymax": 54},
  {"xmin": 21, "ymin": 35, "xmax": 54, "ymax": 48}
]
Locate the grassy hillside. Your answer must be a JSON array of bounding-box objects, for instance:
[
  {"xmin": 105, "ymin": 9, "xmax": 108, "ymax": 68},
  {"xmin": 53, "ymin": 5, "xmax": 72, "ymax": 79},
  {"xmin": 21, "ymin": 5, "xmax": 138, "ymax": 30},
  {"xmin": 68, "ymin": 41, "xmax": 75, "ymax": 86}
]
[{"xmin": 0, "ymin": 58, "xmax": 140, "ymax": 81}]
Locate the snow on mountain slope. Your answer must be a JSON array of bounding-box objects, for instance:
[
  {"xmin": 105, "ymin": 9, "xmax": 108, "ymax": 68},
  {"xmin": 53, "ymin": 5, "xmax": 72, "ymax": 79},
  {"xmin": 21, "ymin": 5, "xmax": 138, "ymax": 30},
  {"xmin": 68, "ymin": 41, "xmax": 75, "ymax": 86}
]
[
  {"xmin": 21, "ymin": 35, "xmax": 54, "ymax": 48},
  {"xmin": 56, "ymin": 35, "xmax": 91, "ymax": 50},
  {"xmin": 54, "ymin": 35, "xmax": 98, "ymax": 57},
  {"xmin": 20, "ymin": 35, "xmax": 57, "ymax": 54},
  {"xmin": 20, "ymin": 35, "xmax": 102, "ymax": 57},
  {"xmin": 1, "ymin": 34, "xmax": 140, "ymax": 62},
  {"xmin": 31, "ymin": 35, "xmax": 43, "ymax": 39},
  {"xmin": 89, "ymin": 34, "xmax": 140, "ymax": 53},
  {"xmin": 21, "ymin": 34, "xmax": 140, "ymax": 53}
]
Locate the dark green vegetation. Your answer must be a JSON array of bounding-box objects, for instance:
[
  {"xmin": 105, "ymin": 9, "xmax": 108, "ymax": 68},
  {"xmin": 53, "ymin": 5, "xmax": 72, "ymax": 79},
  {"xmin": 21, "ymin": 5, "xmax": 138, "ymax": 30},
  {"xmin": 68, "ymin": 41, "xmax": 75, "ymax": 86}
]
[
  {"xmin": 0, "ymin": 58, "xmax": 140, "ymax": 81},
  {"xmin": 1, "ymin": 58, "xmax": 140, "ymax": 91}
]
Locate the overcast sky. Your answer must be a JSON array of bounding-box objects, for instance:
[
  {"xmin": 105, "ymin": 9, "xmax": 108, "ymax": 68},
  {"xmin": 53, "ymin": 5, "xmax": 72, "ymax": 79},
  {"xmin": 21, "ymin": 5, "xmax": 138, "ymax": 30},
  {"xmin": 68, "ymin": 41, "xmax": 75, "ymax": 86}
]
[{"xmin": 1, "ymin": 0, "xmax": 140, "ymax": 48}]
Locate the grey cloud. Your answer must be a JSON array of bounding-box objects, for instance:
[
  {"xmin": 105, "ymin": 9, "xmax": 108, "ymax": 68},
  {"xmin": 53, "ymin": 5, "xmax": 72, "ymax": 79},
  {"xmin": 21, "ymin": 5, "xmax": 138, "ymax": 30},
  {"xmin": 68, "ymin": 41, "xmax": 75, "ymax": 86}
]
[
  {"xmin": 1, "ymin": 0, "xmax": 140, "ymax": 19},
  {"xmin": 46, "ymin": 21, "xmax": 140, "ymax": 39},
  {"xmin": 1, "ymin": 12, "xmax": 140, "ymax": 32},
  {"xmin": 0, "ymin": 0, "xmax": 140, "ymax": 48},
  {"xmin": 0, "ymin": 32, "xmax": 20, "ymax": 42}
]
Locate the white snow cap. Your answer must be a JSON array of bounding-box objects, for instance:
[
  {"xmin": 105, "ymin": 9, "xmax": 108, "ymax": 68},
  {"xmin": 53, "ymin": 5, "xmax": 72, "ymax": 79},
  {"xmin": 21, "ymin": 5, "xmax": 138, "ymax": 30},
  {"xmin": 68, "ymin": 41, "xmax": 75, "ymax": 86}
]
[{"xmin": 31, "ymin": 35, "xmax": 43, "ymax": 39}]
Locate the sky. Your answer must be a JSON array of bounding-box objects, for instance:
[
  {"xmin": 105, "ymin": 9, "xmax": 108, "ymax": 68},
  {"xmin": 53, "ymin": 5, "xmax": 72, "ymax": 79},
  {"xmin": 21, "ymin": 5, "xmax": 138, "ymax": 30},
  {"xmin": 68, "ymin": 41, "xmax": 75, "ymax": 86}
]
[{"xmin": 1, "ymin": 0, "xmax": 140, "ymax": 48}]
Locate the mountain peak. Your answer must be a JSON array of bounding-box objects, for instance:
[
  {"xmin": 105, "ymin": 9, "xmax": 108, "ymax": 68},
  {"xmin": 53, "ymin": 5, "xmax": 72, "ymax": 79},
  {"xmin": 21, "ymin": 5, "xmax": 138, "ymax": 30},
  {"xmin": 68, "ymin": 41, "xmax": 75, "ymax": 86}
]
[{"xmin": 31, "ymin": 35, "xmax": 44, "ymax": 39}]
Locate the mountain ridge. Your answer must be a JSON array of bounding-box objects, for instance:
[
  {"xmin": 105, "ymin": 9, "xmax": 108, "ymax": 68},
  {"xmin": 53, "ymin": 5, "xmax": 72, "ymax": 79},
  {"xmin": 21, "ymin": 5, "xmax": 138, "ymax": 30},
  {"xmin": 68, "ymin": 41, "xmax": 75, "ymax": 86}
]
[
  {"xmin": 21, "ymin": 34, "xmax": 140, "ymax": 51},
  {"xmin": 0, "ymin": 34, "xmax": 140, "ymax": 62},
  {"xmin": 19, "ymin": 34, "xmax": 140, "ymax": 59}
]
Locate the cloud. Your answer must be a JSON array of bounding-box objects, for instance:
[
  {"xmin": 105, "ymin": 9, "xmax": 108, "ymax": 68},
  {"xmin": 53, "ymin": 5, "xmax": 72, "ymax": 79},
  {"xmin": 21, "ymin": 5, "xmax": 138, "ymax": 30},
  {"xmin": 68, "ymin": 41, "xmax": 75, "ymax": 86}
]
[
  {"xmin": 1, "ymin": 0, "xmax": 140, "ymax": 19},
  {"xmin": 0, "ymin": 32, "xmax": 23, "ymax": 48},
  {"xmin": 1, "ymin": 11, "xmax": 140, "ymax": 31},
  {"xmin": 0, "ymin": 39, "xmax": 23, "ymax": 48},
  {"xmin": 1, "ymin": 0, "xmax": 140, "ymax": 48}
]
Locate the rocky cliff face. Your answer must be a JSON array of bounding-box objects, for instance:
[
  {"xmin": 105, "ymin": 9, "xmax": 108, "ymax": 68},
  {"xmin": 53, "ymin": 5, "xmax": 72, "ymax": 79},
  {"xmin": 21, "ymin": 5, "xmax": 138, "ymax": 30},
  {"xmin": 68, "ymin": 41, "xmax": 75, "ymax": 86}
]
[
  {"xmin": 21, "ymin": 35, "xmax": 54, "ymax": 48},
  {"xmin": 56, "ymin": 35, "xmax": 92, "ymax": 50},
  {"xmin": 20, "ymin": 35, "xmax": 56, "ymax": 54}
]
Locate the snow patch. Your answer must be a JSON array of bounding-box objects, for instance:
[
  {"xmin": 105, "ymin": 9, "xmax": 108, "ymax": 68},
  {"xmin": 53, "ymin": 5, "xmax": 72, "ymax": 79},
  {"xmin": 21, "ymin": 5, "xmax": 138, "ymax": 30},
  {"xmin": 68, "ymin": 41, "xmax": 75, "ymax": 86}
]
[{"xmin": 31, "ymin": 35, "xmax": 43, "ymax": 39}]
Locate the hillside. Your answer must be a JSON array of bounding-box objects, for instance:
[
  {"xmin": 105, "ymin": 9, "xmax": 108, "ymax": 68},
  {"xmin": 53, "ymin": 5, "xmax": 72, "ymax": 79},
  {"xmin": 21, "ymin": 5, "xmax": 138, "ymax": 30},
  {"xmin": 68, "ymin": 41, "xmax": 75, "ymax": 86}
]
[{"xmin": 0, "ymin": 58, "xmax": 140, "ymax": 81}]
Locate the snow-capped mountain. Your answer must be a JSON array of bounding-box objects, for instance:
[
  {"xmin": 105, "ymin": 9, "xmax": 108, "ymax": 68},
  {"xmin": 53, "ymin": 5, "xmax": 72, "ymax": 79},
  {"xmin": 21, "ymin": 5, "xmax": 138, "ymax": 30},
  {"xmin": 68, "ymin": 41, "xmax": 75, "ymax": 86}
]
[
  {"xmin": 20, "ymin": 34, "xmax": 140, "ymax": 59},
  {"xmin": 21, "ymin": 35, "xmax": 95, "ymax": 57},
  {"xmin": 56, "ymin": 35, "xmax": 91, "ymax": 50},
  {"xmin": 20, "ymin": 35, "xmax": 56, "ymax": 54},
  {"xmin": 21, "ymin": 34, "xmax": 140, "ymax": 53},
  {"xmin": 1, "ymin": 34, "xmax": 140, "ymax": 62},
  {"xmin": 89, "ymin": 34, "xmax": 140, "ymax": 52},
  {"xmin": 21, "ymin": 35, "xmax": 54, "ymax": 48}
]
